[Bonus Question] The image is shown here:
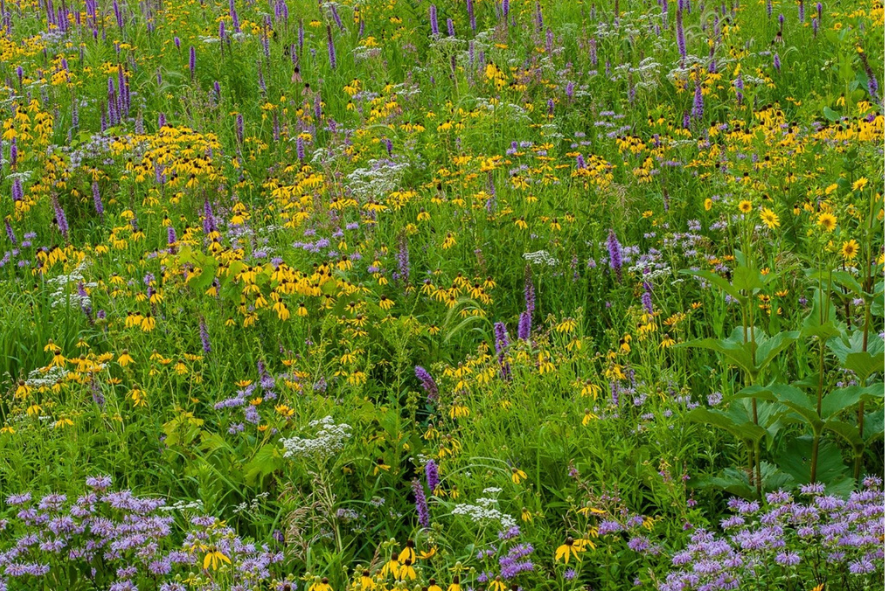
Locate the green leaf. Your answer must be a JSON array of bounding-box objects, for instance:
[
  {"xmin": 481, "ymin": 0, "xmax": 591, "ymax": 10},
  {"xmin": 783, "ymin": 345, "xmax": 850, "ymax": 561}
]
[
  {"xmin": 779, "ymin": 437, "xmax": 852, "ymax": 490},
  {"xmin": 244, "ymin": 444, "xmax": 284, "ymax": 486},
  {"xmin": 733, "ymin": 266, "xmax": 765, "ymax": 293},
  {"xmin": 801, "ymin": 289, "xmax": 840, "ymax": 339},
  {"xmin": 822, "ymin": 384, "xmax": 884, "ymax": 419},
  {"xmin": 822, "ymin": 106, "xmax": 841, "ymax": 121},
  {"xmin": 679, "ymin": 269, "xmax": 743, "ymax": 301},
  {"xmin": 677, "ymin": 335, "xmax": 756, "ymax": 376},
  {"xmin": 823, "ymin": 419, "xmax": 864, "ymax": 452},
  {"xmin": 769, "ymin": 383, "xmax": 822, "ymax": 429},
  {"xmin": 755, "ymin": 331, "xmax": 799, "ymax": 371},
  {"xmin": 687, "ymin": 406, "xmax": 767, "ymax": 443}
]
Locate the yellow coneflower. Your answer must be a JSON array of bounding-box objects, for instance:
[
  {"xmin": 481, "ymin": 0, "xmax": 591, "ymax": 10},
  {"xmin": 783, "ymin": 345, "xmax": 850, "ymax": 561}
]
[
  {"xmin": 397, "ymin": 541, "xmax": 416, "ymax": 564},
  {"xmin": 521, "ymin": 507, "xmax": 533, "ymax": 522},
  {"xmin": 511, "ymin": 467, "xmax": 527, "ymax": 484},
  {"xmin": 841, "ymin": 239, "xmax": 860, "ymax": 260},
  {"xmin": 760, "ymin": 207, "xmax": 780, "ymax": 229},
  {"xmin": 817, "ymin": 212, "xmax": 837, "ymax": 232},
  {"xmin": 555, "ymin": 537, "xmax": 585, "ymax": 563}
]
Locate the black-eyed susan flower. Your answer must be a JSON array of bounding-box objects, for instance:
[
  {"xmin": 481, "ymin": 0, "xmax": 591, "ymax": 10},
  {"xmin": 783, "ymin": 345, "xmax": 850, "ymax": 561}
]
[
  {"xmin": 511, "ymin": 467, "xmax": 527, "ymax": 484},
  {"xmin": 555, "ymin": 537, "xmax": 585, "ymax": 563}
]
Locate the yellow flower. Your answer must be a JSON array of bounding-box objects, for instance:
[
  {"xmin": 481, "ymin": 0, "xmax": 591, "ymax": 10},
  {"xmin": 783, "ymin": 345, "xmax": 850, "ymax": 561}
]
[
  {"xmin": 521, "ymin": 507, "xmax": 533, "ymax": 522},
  {"xmin": 555, "ymin": 537, "xmax": 585, "ymax": 563},
  {"xmin": 738, "ymin": 200, "xmax": 753, "ymax": 213},
  {"xmin": 582, "ymin": 409, "xmax": 598, "ymax": 425},
  {"xmin": 704, "ymin": 198, "xmax": 713, "ymax": 211},
  {"xmin": 841, "ymin": 239, "xmax": 860, "ymax": 260},
  {"xmin": 511, "ymin": 468, "xmax": 527, "ymax": 484},
  {"xmin": 852, "ymin": 177, "xmax": 868, "ymax": 191},
  {"xmin": 760, "ymin": 207, "xmax": 780, "ymax": 229},
  {"xmin": 447, "ymin": 576, "xmax": 462, "ymax": 591},
  {"xmin": 817, "ymin": 212, "xmax": 837, "ymax": 232},
  {"xmin": 378, "ymin": 296, "xmax": 394, "ymax": 310},
  {"xmin": 397, "ymin": 542, "xmax": 416, "ymax": 564},
  {"xmin": 15, "ymin": 381, "xmax": 31, "ymax": 398},
  {"xmin": 308, "ymin": 577, "xmax": 333, "ymax": 591},
  {"xmin": 202, "ymin": 546, "xmax": 231, "ymax": 570},
  {"xmin": 489, "ymin": 578, "xmax": 507, "ymax": 591}
]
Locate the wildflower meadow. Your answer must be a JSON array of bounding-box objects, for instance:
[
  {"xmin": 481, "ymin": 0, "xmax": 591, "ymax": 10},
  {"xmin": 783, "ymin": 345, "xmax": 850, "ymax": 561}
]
[{"xmin": 0, "ymin": 0, "xmax": 884, "ymax": 589}]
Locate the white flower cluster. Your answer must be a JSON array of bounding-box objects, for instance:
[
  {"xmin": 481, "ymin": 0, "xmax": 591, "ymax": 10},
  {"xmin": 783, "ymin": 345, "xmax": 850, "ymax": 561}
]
[
  {"xmin": 523, "ymin": 250, "xmax": 559, "ymax": 266},
  {"xmin": 345, "ymin": 159, "xmax": 410, "ymax": 201},
  {"xmin": 451, "ymin": 497, "xmax": 517, "ymax": 529},
  {"xmin": 46, "ymin": 261, "xmax": 96, "ymax": 309},
  {"xmin": 281, "ymin": 416, "xmax": 352, "ymax": 461},
  {"xmin": 26, "ymin": 365, "xmax": 69, "ymax": 388},
  {"xmin": 160, "ymin": 499, "xmax": 204, "ymax": 512}
]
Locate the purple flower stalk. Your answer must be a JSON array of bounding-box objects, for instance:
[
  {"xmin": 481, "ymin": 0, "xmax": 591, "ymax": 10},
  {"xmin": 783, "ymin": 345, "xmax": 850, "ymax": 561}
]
[
  {"xmin": 693, "ymin": 75, "xmax": 704, "ymax": 119},
  {"xmin": 199, "ymin": 318, "xmax": 211, "ymax": 353},
  {"xmin": 52, "ymin": 195, "xmax": 69, "ymax": 239},
  {"xmin": 412, "ymin": 480, "xmax": 430, "ymax": 528},
  {"xmin": 92, "ymin": 181, "xmax": 104, "ymax": 218},
  {"xmin": 607, "ymin": 229, "xmax": 623, "ymax": 282},
  {"xmin": 425, "ymin": 460, "xmax": 440, "ymax": 491},
  {"xmin": 518, "ymin": 311, "xmax": 532, "ymax": 341},
  {"xmin": 326, "ymin": 25, "xmax": 336, "ymax": 69},
  {"xmin": 430, "ymin": 5, "xmax": 439, "ymax": 36},
  {"xmin": 642, "ymin": 282, "xmax": 654, "ymax": 314},
  {"xmin": 4, "ymin": 218, "xmax": 16, "ymax": 245},
  {"xmin": 415, "ymin": 366, "xmax": 438, "ymax": 401}
]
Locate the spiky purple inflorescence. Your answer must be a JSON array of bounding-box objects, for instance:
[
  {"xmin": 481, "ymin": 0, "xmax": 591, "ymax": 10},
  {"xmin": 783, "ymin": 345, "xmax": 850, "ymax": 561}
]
[
  {"xmin": 494, "ymin": 321, "xmax": 510, "ymax": 356},
  {"xmin": 326, "ymin": 25, "xmax": 336, "ymax": 69},
  {"xmin": 773, "ymin": 52, "xmax": 781, "ymax": 72},
  {"xmin": 199, "ymin": 318, "xmax": 211, "ymax": 353},
  {"xmin": 430, "ymin": 5, "xmax": 439, "ymax": 36},
  {"xmin": 642, "ymin": 281, "xmax": 654, "ymax": 314},
  {"xmin": 607, "ymin": 229, "xmax": 622, "ymax": 282},
  {"xmin": 518, "ymin": 311, "xmax": 532, "ymax": 341},
  {"xmin": 415, "ymin": 366, "xmax": 438, "ymax": 401},
  {"xmin": 5, "ymin": 218, "xmax": 16, "ymax": 245},
  {"xmin": 92, "ymin": 181, "xmax": 104, "ymax": 217},
  {"xmin": 425, "ymin": 460, "xmax": 440, "ymax": 491},
  {"xmin": 693, "ymin": 75, "xmax": 704, "ymax": 119},
  {"xmin": 412, "ymin": 479, "xmax": 430, "ymax": 528},
  {"xmin": 188, "ymin": 46, "xmax": 196, "ymax": 78},
  {"xmin": 52, "ymin": 194, "xmax": 69, "ymax": 239}
]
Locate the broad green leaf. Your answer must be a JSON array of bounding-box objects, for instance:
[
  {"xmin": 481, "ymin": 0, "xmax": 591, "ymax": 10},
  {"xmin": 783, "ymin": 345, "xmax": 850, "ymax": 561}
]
[
  {"xmin": 779, "ymin": 436, "xmax": 851, "ymax": 489},
  {"xmin": 679, "ymin": 269, "xmax": 743, "ymax": 301},
  {"xmin": 769, "ymin": 383, "xmax": 822, "ymax": 429},
  {"xmin": 687, "ymin": 406, "xmax": 767, "ymax": 443},
  {"xmin": 801, "ymin": 289, "xmax": 840, "ymax": 339},
  {"xmin": 755, "ymin": 331, "xmax": 799, "ymax": 371},
  {"xmin": 823, "ymin": 419, "xmax": 864, "ymax": 451},
  {"xmin": 821, "ymin": 384, "xmax": 885, "ymax": 419}
]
